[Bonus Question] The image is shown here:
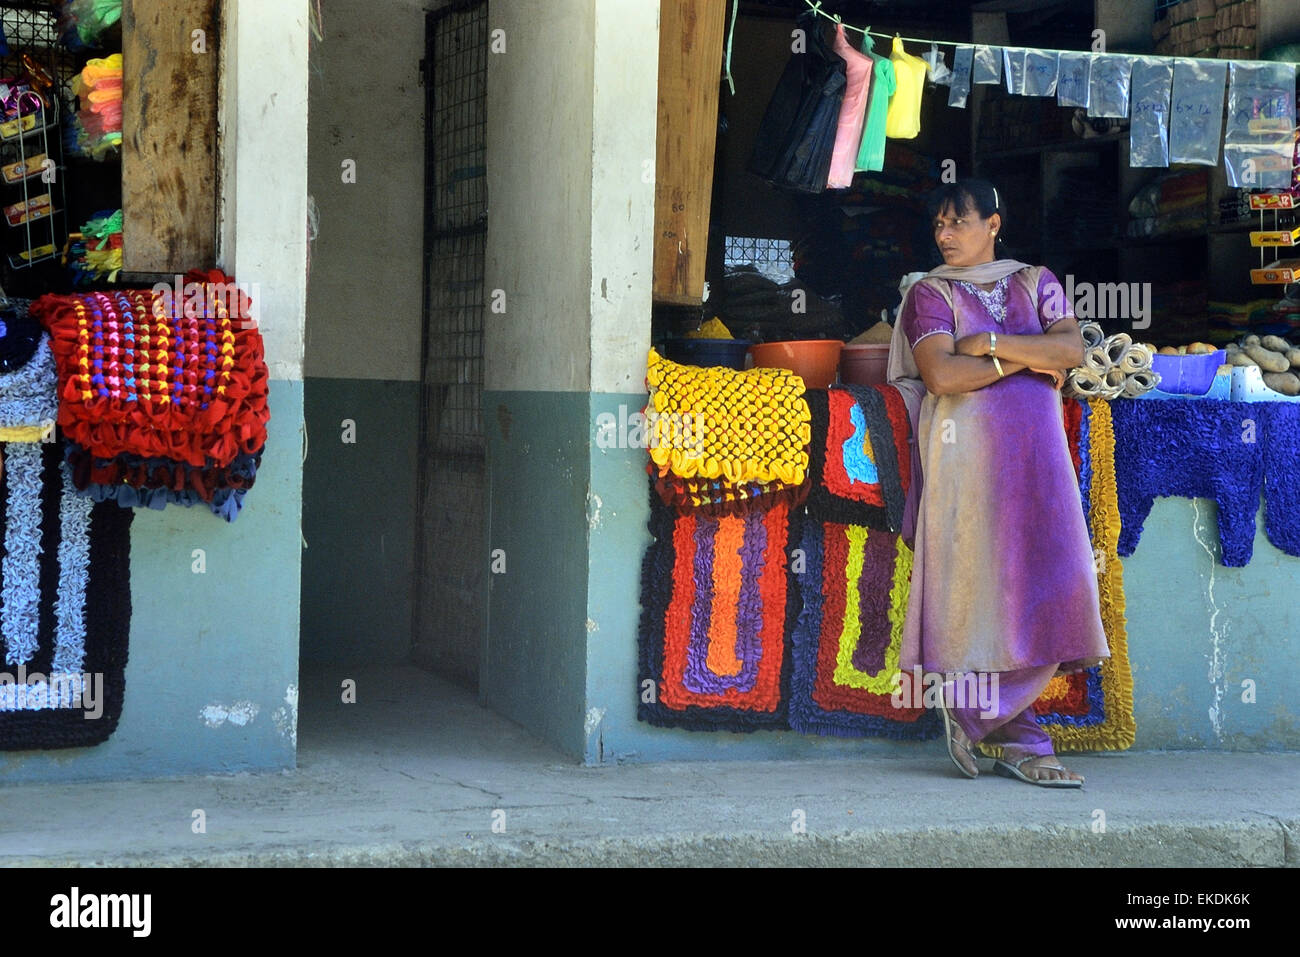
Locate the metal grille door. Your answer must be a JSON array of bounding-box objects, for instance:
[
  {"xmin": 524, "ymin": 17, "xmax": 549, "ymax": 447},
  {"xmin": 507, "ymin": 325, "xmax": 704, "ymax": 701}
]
[{"xmin": 412, "ymin": 0, "xmax": 488, "ymax": 687}]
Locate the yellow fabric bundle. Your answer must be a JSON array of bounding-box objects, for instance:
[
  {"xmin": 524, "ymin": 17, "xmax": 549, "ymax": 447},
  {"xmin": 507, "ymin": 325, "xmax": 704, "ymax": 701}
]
[
  {"xmin": 685, "ymin": 318, "xmax": 733, "ymax": 340},
  {"xmin": 645, "ymin": 348, "xmax": 812, "ymax": 486}
]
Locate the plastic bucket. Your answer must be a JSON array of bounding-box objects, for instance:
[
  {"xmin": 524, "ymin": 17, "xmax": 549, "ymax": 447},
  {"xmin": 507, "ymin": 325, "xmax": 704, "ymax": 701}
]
[
  {"xmin": 840, "ymin": 344, "xmax": 891, "ymax": 386},
  {"xmin": 662, "ymin": 337, "xmax": 751, "ymax": 371},
  {"xmin": 748, "ymin": 340, "xmax": 844, "ymax": 389},
  {"xmin": 1148, "ymin": 350, "xmax": 1227, "ymax": 396}
]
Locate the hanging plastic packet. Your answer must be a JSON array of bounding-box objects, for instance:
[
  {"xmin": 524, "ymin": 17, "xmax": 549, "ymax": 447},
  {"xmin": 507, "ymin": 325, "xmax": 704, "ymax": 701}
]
[
  {"xmin": 1169, "ymin": 59, "xmax": 1227, "ymax": 166},
  {"xmin": 948, "ymin": 45, "xmax": 974, "ymax": 109},
  {"xmin": 1002, "ymin": 48, "xmax": 1025, "ymax": 95},
  {"xmin": 922, "ymin": 42, "xmax": 951, "ymax": 85},
  {"xmin": 1056, "ymin": 52, "xmax": 1091, "ymax": 108},
  {"xmin": 1022, "ymin": 50, "xmax": 1059, "ymax": 97},
  {"xmin": 972, "ymin": 45, "xmax": 1001, "ymax": 85},
  {"xmin": 1224, "ymin": 61, "xmax": 1296, "ymax": 189},
  {"xmin": 1129, "ymin": 57, "xmax": 1173, "ymax": 168},
  {"xmin": 1088, "ymin": 54, "xmax": 1134, "ymax": 119}
]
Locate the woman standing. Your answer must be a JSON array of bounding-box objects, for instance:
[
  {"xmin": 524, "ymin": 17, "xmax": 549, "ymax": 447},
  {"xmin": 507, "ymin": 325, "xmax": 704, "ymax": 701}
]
[{"xmin": 890, "ymin": 179, "xmax": 1109, "ymax": 788}]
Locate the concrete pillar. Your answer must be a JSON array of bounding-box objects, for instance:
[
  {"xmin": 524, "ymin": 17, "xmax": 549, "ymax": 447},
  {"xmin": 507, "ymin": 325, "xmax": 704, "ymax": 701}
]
[
  {"xmin": 482, "ymin": 0, "xmax": 657, "ymax": 757},
  {"xmin": 0, "ymin": 0, "xmax": 309, "ymax": 781}
]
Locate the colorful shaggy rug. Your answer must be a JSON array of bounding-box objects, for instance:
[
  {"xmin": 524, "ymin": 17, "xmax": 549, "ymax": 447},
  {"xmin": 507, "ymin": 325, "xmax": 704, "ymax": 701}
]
[{"xmin": 637, "ymin": 488, "xmax": 796, "ymax": 731}]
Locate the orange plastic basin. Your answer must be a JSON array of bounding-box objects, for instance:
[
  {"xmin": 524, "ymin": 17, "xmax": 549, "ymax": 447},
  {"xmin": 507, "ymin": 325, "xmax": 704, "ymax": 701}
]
[
  {"xmin": 748, "ymin": 339, "xmax": 844, "ymax": 389},
  {"xmin": 840, "ymin": 343, "xmax": 891, "ymax": 386}
]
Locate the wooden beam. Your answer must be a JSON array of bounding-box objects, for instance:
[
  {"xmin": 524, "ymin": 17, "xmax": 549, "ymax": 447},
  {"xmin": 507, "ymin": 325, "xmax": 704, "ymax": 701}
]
[
  {"xmin": 122, "ymin": 0, "xmax": 221, "ymax": 273},
  {"xmin": 653, "ymin": 0, "xmax": 727, "ymax": 306}
]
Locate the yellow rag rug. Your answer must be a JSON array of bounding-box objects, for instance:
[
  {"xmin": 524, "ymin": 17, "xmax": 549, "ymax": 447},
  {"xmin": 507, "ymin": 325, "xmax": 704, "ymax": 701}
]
[{"xmin": 645, "ymin": 348, "xmax": 812, "ymax": 487}]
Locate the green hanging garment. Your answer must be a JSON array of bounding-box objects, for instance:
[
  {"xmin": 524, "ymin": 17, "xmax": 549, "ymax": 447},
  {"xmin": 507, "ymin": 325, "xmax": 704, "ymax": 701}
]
[{"xmin": 855, "ymin": 34, "xmax": 897, "ymax": 172}]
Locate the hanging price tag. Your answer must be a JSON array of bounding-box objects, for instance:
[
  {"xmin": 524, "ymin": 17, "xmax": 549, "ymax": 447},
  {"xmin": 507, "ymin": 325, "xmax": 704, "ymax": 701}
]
[{"xmin": 1249, "ymin": 193, "xmax": 1296, "ymax": 210}]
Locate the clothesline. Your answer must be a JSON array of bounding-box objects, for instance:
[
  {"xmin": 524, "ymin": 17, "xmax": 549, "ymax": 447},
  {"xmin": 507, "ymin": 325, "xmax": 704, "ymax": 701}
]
[
  {"xmin": 792, "ymin": 0, "xmax": 1268, "ymax": 70},
  {"xmin": 746, "ymin": 0, "xmax": 1297, "ymax": 195}
]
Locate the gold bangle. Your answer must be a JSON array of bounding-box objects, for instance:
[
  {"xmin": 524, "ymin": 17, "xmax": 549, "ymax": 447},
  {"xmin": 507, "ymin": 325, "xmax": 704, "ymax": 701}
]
[
  {"xmin": 991, "ymin": 355, "xmax": 1005, "ymax": 377},
  {"xmin": 989, "ymin": 331, "xmax": 998, "ymax": 358}
]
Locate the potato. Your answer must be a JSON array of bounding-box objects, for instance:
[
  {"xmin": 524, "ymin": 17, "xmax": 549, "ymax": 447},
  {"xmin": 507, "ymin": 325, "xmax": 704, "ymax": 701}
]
[
  {"xmin": 1244, "ymin": 335, "xmax": 1261, "ymax": 347},
  {"xmin": 1178, "ymin": 345, "xmax": 1188, "ymax": 356},
  {"xmin": 1263, "ymin": 371, "xmax": 1300, "ymax": 396},
  {"xmin": 1229, "ymin": 351, "xmax": 1258, "ymax": 366},
  {"xmin": 1158, "ymin": 346, "xmax": 1179, "ymax": 356},
  {"xmin": 1261, "ymin": 335, "xmax": 1292, "ymax": 354},
  {"xmin": 1225, "ymin": 342, "xmax": 1240, "ymax": 353},
  {"xmin": 1289, "ymin": 347, "xmax": 1300, "ymax": 368},
  {"xmin": 1245, "ymin": 344, "xmax": 1290, "ymax": 372},
  {"xmin": 1188, "ymin": 342, "xmax": 1214, "ymax": 355}
]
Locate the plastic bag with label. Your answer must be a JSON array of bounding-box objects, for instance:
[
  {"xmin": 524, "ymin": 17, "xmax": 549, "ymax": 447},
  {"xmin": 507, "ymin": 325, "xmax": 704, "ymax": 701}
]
[
  {"xmin": 1022, "ymin": 50, "xmax": 1059, "ymax": 97},
  {"xmin": 1169, "ymin": 59, "xmax": 1227, "ymax": 166},
  {"xmin": 1057, "ymin": 51, "xmax": 1091, "ymax": 108},
  {"xmin": 1129, "ymin": 57, "xmax": 1173, "ymax": 168},
  {"xmin": 1088, "ymin": 54, "xmax": 1134, "ymax": 119},
  {"xmin": 1223, "ymin": 61, "xmax": 1296, "ymax": 189},
  {"xmin": 948, "ymin": 45, "xmax": 973, "ymax": 108}
]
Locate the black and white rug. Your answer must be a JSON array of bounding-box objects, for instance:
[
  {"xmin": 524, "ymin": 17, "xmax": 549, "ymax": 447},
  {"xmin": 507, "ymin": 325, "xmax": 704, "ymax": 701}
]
[{"xmin": 0, "ymin": 440, "xmax": 132, "ymax": 750}]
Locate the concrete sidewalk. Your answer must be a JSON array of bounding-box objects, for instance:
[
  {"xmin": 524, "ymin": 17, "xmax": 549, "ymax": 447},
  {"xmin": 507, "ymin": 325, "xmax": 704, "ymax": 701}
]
[{"xmin": 1, "ymin": 665, "xmax": 1296, "ymax": 866}]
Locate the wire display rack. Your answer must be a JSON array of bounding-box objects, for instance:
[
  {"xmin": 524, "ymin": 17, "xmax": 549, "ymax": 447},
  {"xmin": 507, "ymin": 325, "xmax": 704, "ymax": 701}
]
[{"xmin": 0, "ymin": 2, "xmax": 74, "ymax": 291}]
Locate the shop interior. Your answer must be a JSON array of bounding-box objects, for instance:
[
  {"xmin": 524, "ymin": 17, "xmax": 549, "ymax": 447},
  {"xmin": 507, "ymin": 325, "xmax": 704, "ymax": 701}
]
[{"xmin": 653, "ymin": 0, "xmax": 1300, "ymax": 382}]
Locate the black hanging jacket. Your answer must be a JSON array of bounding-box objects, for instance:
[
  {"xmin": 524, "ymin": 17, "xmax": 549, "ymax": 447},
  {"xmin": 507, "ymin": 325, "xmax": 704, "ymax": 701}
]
[{"xmin": 747, "ymin": 12, "xmax": 846, "ymax": 193}]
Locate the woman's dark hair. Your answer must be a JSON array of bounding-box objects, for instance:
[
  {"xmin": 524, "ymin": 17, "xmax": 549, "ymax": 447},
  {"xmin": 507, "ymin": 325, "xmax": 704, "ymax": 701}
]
[{"xmin": 926, "ymin": 178, "xmax": 1007, "ymax": 251}]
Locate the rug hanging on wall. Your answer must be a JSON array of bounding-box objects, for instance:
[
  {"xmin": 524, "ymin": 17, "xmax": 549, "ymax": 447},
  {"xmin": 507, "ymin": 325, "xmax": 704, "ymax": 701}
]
[
  {"xmin": 803, "ymin": 386, "xmax": 911, "ymax": 532},
  {"xmin": 992, "ymin": 398, "xmax": 1137, "ymax": 754},
  {"xmin": 637, "ymin": 485, "xmax": 795, "ymax": 732},
  {"xmin": 788, "ymin": 519, "xmax": 938, "ymax": 739},
  {"xmin": 0, "ymin": 440, "xmax": 133, "ymax": 750}
]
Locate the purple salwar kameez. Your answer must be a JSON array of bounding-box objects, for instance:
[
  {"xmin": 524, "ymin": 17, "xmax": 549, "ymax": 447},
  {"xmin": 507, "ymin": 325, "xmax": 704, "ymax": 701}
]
[{"xmin": 895, "ymin": 266, "xmax": 1109, "ymax": 752}]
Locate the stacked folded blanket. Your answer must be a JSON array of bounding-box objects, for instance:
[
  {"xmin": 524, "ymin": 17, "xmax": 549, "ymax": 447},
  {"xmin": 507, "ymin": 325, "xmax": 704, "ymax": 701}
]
[{"xmin": 31, "ymin": 271, "xmax": 270, "ymax": 521}]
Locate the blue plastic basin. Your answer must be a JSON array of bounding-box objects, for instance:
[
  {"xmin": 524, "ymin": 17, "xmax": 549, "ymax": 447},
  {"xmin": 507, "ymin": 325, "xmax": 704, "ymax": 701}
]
[
  {"xmin": 662, "ymin": 338, "xmax": 751, "ymax": 371},
  {"xmin": 1148, "ymin": 350, "xmax": 1227, "ymax": 396}
]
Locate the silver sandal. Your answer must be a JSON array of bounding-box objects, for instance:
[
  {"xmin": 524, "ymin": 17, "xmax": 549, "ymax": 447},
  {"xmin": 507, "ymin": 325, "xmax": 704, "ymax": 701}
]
[
  {"xmin": 938, "ymin": 701, "xmax": 980, "ymax": 779},
  {"xmin": 993, "ymin": 753, "xmax": 1084, "ymax": 789}
]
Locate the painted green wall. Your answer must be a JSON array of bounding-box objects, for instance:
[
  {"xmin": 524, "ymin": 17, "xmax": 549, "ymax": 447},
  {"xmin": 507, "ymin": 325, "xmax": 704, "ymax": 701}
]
[
  {"xmin": 1124, "ymin": 498, "xmax": 1299, "ymax": 750},
  {"xmin": 482, "ymin": 389, "xmax": 589, "ymax": 758},
  {"xmin": 0, "ymin": 380, "xmax": 304, "ymax": 783},
  {"xmin": 300, "ymin": 377, "xmax": 419, "ymax": 669}
]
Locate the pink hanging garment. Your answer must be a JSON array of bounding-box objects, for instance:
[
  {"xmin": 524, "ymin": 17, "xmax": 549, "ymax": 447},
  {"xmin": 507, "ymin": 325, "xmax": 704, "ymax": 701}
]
[{"xmin": 826, "ymin": 23, "xmax": 874, "ymax": 189}]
